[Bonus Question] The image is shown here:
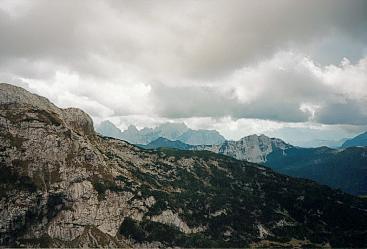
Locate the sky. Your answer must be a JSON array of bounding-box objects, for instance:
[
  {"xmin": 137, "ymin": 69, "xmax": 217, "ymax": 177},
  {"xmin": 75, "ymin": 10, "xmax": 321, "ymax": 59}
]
[{"xmin": 1, "ymin": 0, "xmax": 367, "ymax": 146}]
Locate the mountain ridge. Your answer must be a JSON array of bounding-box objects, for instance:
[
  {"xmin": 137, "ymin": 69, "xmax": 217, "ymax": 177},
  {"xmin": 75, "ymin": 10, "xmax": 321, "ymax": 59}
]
[
  {"xmin": 96, "ymin": 120, "xmax": 225, "ymax": 145},
  {"xmin": 138, "ymin": 137, "xmax": 193, "ymax": 150},
  {"xmin": 201, "ymin": 136, "xmax": 367, "ymax": 196},
  {"xmin": 143, "ymin": 134, "xmax": 367, "ymax": 196},
  {"xmin": 342, "ymin": 131, "xmax": 367, "ymax": 148}
]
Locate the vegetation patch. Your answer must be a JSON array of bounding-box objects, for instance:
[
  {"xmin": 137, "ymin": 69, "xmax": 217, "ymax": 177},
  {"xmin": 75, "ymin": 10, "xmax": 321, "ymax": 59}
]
[
  {"xmin": 0, "ymin": 166, "xmax": 37, "ymax": 195},
  {"xmin": 90, "ymin": 177, "xmax": 123, "ymax": 200}
]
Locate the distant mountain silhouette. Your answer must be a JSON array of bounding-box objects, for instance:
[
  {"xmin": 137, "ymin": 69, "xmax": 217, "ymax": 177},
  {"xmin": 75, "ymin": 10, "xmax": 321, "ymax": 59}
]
[
  {"xmin": 342, "ymin": 131, "xmax": 367, "ymax": 148},
  {"xmin": 138, "ymin": 137, "xmax": 193, "ymax": 150},
  {"xmin": 96, "ymin": 121, "xmax": 225, "ymax": 145}
]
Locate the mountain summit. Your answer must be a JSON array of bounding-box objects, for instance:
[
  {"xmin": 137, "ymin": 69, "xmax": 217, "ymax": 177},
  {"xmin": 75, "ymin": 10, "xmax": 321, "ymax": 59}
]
[
  {"xmin": 1, "ymin": 83, "xmax": 367, "ymax": 247},
  {"xmin": 193, "ymin": 134, "xmax": 291, "ymax": 163}
]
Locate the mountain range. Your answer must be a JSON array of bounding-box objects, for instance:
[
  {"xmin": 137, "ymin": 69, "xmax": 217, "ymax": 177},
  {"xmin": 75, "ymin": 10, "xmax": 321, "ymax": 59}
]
[
  {"xmin": 96, "ymin": 120, "xmax": 225, "ymax": 145},
  {"xmin": 140, "ymin": 134, "xmax": 367, "ymax": 196},
  {"xmin": 98, "ymin": 120, "xmax": 367, "ymax": 196},
  {"xmin": 2, "ymin": 83, "xmax": 367, "ymax": 247}
]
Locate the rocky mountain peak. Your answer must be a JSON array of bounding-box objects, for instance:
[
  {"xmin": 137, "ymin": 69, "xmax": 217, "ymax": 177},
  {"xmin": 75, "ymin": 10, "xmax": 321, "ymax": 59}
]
[
  {"xmin": 0, "ymin": 83, "xmax": 59, "ymax": 112},
  {"xmin": 126, "ymin": 124, "xmax": 138, "ymax": 132},
  {"xmin": 239, "ymin": 134, "xmax": 266, "ymax": 143},
  {"xmin": 192, "ymin": 134, "xmax": 292, "ymax": 163},
  {"xmin": 100, "ymin": 120, "xmax": 115, "ymax": 127},
  {"xmin": 96, "ymin": 120, "xmax": 123, "ymax": 139},
  {"xmin": 238, "ymin": 134, "xmax": 290, "ymax": 149},
  {"xmin": 0, "ymin": 83, "xmax": 95, "ymax": 137},
  {"xmin": 62, "ymin": 107, "xmax": 94, "ymax": 136}
]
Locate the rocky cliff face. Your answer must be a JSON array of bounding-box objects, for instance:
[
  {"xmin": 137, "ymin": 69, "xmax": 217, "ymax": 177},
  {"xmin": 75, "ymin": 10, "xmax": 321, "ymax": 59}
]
[
  {"xmin": 1, "ymin": 83, "xmax": 367, "ymax": 248},
  {"xmin": 193, "ymin": 134, "xmax": 291, "ymax": 163}
]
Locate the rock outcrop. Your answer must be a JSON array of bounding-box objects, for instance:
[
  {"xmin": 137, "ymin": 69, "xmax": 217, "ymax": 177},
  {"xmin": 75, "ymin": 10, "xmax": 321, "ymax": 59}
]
[
  {"xmin": 193, "ymin": 134, "xmax": 291, "ymax": 163},
  {"xmin": 1, "ymin": 83, "xmax": 367, "ymax": 248}
]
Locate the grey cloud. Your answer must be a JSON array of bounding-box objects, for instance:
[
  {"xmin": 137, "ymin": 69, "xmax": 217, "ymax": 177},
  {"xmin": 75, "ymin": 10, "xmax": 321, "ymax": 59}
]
[
  {"xmin": 151, "ymin": 83, "xmax": 312, "ymax": 122},
  {"xmin": 0, "ymin": 0, "xmax": 367, "ymax": 127},
  {"xmin": 151, "ymin": 80, "xmax": 314, "ymax": 123},
  {"xmin": 151, "ymin": 51, "xmax": 367, "ymax": 125},
  {"xmin": 316, "ymin": 99, "xmax": 367, "ymax": 125},
  {"xmin": 1, "ymin": 0, "xmax": 367, "ymax": 81}
]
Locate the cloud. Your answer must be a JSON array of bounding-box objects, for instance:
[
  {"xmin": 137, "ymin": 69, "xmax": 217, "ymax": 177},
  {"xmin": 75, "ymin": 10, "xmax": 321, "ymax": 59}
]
[
  {"xmin": 0, "ymin": 0, "xmax": 367, "ymax": 142},
  {"xmin": 153, "ymin": 52, "xmax": 367, "ymax": 125},
  {"xmin": 1, "ymin": 0, "xmax": 366, "ymax": 81},
  {"xmin": 17, "ymin": 70, "xmax": 153, "ymax": 118}
]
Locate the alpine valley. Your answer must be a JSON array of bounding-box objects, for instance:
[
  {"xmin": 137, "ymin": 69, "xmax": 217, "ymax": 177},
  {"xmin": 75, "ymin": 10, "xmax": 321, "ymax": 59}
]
[{"xmin": 2, "ymin": 83, "xmax": 367, "ymax": 248}]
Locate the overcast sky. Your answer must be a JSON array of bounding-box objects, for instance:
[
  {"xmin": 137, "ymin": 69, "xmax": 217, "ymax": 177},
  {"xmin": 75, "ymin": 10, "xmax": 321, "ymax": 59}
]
[{"xmin": 1, "ymin": 0, "xmax": 367, "ymax": 146}]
